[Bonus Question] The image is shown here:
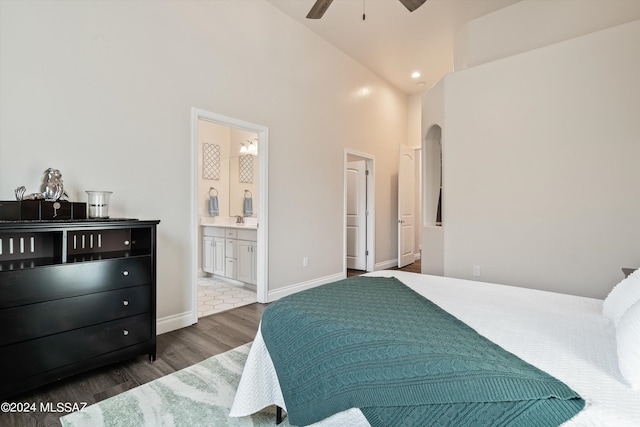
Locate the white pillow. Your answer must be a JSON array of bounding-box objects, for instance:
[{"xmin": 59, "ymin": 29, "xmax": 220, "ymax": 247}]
[
  {"xmin": 602, "ymin": 269, "xmax": 640, "ymax": 325},
  {"xmin": 616, "ymin": 299, "xmax": 640, "ymax": 390}
]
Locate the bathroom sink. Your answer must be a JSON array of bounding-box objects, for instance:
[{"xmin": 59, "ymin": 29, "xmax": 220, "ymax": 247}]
[
  {"xmin": 227, "ymin": 223, "xmax": 258, "ymax": 229},
  {"xmin": 200, "ymin": 222, "xmax": 257, "ymax": 230},
  {"xmin": 199, "ymin": 217, "xmax": 258, "ymax": 229},
  {"xmin": 241, "ymin": 218, "xmax": 259, "ymax": 227}
]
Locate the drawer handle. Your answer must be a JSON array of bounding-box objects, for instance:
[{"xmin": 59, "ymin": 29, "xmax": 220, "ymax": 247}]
[
  {"xmin": 122, "ymin": 300, "xmax": 129, "ymax": 306},
  {"xmin": 122, "ymin": 329, "xmax": 129, "ymax": 336},
  {"xmin": 124, "ymin": 240, "xmax": 130, "ymax": 246},
  {"xmin": 122, "ymin": 270, "xmax": 129, "ymax": 276}
]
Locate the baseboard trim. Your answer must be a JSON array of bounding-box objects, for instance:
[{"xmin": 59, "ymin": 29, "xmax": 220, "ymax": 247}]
[
  {"xmin": 374, "ymin": 259, "xmax": 398, "ymax": 271},
  {"xmin": 267, "ymin": 272, "xmax": 345, "ymax": 302},
  {"xmin": 161, "ymin": 265, "xmax": 412, "ymax": 334},
  {"xmin": 157, "ymin": 311, "xmax": 195, "ymax": 335}
]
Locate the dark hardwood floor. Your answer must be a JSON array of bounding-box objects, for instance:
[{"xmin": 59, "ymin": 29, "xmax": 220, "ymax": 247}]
[
  {"xmin": 2, "ymin": 260, "xmax": 420, "ymax": 427},
  {"xmin": 1, "ymin": 304, "xmax": 265, "ymax": 427},
  {"xmin": 348, "ymin": 258, "xmax": 421, "ymax": 276}
]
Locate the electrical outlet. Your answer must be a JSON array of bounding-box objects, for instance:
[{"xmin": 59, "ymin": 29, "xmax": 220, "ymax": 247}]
[
  {"xmin": 473, "ymin": 265, "xmax": 481, "ymax": 277},
  {"xmin": 303, "ymin": 257, "xmax": 309, "ymax": 267}
]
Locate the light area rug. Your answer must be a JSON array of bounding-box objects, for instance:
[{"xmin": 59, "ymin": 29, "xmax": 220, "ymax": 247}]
[{"xmin": 60, "ymin": 343, "xmax": 290, "ymax": 427}]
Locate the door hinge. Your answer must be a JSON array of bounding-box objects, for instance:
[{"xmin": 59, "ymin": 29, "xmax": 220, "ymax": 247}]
[
  {"xmin": 365, "ymin": 250, "xmax": 369, "ymax": 256},
  {"xmin": 365, "ymin": 169, "xmax": 370, "ymax": 176}
]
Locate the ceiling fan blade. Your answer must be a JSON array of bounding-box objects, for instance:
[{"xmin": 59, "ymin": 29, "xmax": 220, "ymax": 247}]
[
  {"xmin": 398, "ymin": 0, "xmax": 427, "ymax": 12},
  {"xmin": 306, "ymin": 0, "xmax": 334, "ymax": 19}
]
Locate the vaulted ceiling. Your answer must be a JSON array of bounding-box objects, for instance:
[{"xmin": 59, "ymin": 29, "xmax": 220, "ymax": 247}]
[{"xmin": 267, "ymin": 0, "xmax": 520, "ymax": 95}]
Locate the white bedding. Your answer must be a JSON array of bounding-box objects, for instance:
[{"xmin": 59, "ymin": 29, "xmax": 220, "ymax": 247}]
[{"xmin": 230, "ymin": 271, "xmax": 640, "ymax": 426}]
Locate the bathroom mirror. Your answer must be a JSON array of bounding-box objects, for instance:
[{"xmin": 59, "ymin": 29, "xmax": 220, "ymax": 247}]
[{"xmin": 229, "ymin": 152, "xmax": 258, "ymax": 218}]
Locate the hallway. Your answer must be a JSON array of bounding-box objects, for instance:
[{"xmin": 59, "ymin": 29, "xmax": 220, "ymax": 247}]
[{"xmin": 347, "ymin": 259, "xmax": 421, "ymax": 277}]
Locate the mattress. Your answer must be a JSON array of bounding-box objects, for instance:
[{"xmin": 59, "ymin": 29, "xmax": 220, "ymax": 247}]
[{"xmin": 230, "ymin": 271, "xmax": 640, "ymax": 426}]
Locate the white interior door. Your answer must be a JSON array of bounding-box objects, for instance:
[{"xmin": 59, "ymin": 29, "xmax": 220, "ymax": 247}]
[
  {"xmin": 346, "ymin": 160, "xmax": 367, "ymax": 270},
  {"xmin": 398, "ymin": 144, "xmax": 415, "ymax": 268}
]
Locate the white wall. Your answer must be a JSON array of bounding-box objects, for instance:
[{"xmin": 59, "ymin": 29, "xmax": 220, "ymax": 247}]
[
  {"xmin": 455, "ymin": 0, "xmax": 640, "ymax": 70},
  {"xmin": 0, "ymin": 0, "xmax": 407, "ymax": 330},
  {"xmin": 442, "ymin": 19, "xmax": 640, "ymax": 298}
]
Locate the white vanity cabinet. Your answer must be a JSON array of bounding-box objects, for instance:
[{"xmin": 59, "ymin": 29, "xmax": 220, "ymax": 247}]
[
  {"xmin": 236, "ymin": 239, "xmax": 257, "ymax": 285},
  {"xmin": 212, "ymin": 237, "xmax": 225, "ymax": 276},
  {"xmin": 202, "ymin": 225, "xmax": 256, "ymax": 285},
  {"xmin": 202, "ymin": 227, "xmax": 225, "ymax": 276},
  {"xmin": 203, "ymin": 236, "xmax": 214, "ymax": 274},
  {"xmin": 235, "ymin": 229, "xmax": 257, "ymax": 285},
  {"xmin": 224, "ymin": 229, "xmax": 237, "ymax": 280}
]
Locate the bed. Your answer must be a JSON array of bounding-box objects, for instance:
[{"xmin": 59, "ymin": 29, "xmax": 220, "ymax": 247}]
[{"xmin": 230, "ymin": 270, "xmax": 640, "ymax": 426}]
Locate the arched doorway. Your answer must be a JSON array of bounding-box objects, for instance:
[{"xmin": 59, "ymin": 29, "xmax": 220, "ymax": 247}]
[{"xmin": 422, "ymin": 124, "xmax": 443, "ymax": 275}]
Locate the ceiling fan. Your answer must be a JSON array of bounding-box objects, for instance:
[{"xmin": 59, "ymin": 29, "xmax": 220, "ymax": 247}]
[{"xmin": 306, "ymin": 0, "xmax": 427, "ymax": 19}]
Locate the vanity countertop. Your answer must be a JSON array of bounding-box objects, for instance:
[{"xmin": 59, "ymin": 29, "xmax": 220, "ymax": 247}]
[{"xmin": 200, "ymin": 220, "xmax": 257, "ymax": 230}]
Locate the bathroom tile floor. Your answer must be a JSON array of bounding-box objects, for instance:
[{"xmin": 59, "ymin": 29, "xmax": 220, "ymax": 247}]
[{"xmin": 198, "ymin": 277, "xmax": 257, "ymax": 318}]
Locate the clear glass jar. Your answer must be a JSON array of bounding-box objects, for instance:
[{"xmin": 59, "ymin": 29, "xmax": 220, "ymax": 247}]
[{"xmin": 86, "ymin": 191, "xmax": 112, "ymax": 218}]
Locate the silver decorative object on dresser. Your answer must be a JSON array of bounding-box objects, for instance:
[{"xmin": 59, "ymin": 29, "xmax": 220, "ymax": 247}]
[
  {"xmin": 3, "ymin": 168, "xmax": 85, "ymax": 220},
  {"xmin": 14, "ymin": 167, "xmax": 68, "ymax": 201}
]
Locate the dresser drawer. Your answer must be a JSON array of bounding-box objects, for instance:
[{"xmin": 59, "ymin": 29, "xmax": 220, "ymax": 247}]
[
  {"xmin": 0, "ymin": 256, "xmax": 151, "ymax": 308},
  {"xmin": 67, "ymin": 228, "xmax": 132, "ymax": 255},
  {"xmin": 0, "ymin": 285, "xmax": 150, "ymax": 346},
  {"xmin": 0, "ymin": 313, "xmax": 151, "ymax": 382}
]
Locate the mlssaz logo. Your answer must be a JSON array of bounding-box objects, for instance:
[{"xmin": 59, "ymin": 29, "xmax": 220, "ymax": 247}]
[{"xmin": 40, "ymin": 402, "xmax": 88, "ymax": 413}]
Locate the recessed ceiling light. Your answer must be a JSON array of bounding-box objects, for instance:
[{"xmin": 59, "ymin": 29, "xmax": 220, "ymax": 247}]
[
  {"xmin": 358, "ymin": 87, "xmax": 371, "ymax": 97},
  {"xmin": 411, "ymin": 71, "xmax": 421, "ymax": 79},
  {"xmin": 417, "ymin": 81, "xmax": 426, "ymax": 86}
]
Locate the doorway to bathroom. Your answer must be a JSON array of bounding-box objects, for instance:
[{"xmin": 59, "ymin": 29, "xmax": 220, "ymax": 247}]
[
  {"xmin": 344, "ymin": 149, "xmax": 375, "ymax": 274},
  {"xmin": 190, "ymin": 108, "xmax": 268, "ymax": 323}
]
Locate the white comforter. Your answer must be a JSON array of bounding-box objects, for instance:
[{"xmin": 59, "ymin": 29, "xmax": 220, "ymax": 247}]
[{"xmin": 230, "ymin": 271, "xmax": 640, "ymax": 426}]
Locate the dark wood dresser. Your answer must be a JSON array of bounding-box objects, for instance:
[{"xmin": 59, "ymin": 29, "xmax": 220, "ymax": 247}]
[{"xmin": 0, "ymin": 219, "xmax": 159, "ymax": 399}]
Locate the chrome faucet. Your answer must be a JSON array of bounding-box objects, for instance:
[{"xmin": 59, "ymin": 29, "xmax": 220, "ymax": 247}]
[{"xmin": 234, "ymin": 215, "xmax": 244, "ymax": 224}]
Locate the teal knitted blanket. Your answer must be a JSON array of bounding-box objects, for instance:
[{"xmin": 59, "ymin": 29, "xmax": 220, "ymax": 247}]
[{"xmin": 260, "ymin": 276, "xmax": 585, "ymax": 427}]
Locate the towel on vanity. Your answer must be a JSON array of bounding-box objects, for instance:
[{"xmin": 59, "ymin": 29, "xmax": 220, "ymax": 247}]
[
  {"xmin": 243, "ymin": 196, "xmax": 253, "ymax": 216},
  {"xmin": 209, "ymin": 195, "xmax": 219, "ymax": 216}
]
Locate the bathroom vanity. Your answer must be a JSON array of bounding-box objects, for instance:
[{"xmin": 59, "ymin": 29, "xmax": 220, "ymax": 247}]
[{"xmin": 202, "ymin": 224, "xmax": 257, "ymax": 285}]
